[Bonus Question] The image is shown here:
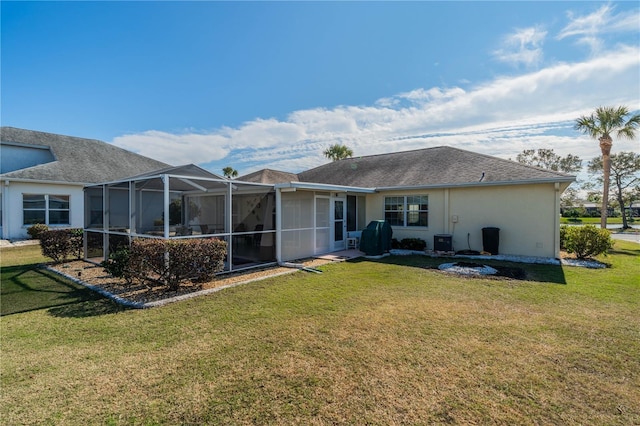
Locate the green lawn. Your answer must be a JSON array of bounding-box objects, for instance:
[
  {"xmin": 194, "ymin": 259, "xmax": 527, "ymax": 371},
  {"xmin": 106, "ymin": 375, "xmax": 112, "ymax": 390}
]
[
  {"xmin": 1, "ymin": 243, "xmax": 639, "ymax": 425},
  {"xmin": 0, "ymin": 245, "xmax": 117, "ymax": 316}
]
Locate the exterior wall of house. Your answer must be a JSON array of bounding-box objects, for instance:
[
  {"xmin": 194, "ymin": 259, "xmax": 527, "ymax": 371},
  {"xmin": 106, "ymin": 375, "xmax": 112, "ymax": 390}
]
[
  {"xmin": 365, "ymin": 183, "xmax": 560, "ymax": 258},
  {"xmin": 446, "ymin": 184, "xmax": 559, "ymax": 258},
  {"xmin": 365, "ymin": 188, "xmax": 445, "ymax": 249},
  {"xmin": 0, "ymin": 180, "xmax": 84, "ymax": 240}
]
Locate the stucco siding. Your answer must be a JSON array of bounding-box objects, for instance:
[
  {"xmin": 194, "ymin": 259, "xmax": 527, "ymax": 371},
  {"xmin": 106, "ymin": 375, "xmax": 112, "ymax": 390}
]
[
  {"xmin": 447, "ymin": 184, "xmax": 558, "ymax": 258},
  {"xmin": 366, "ymin": 183, "xmax": 559, "ymax": 258},
  {"xmin": 1, "ymin": 181, "xmax": 84, "ymax": 240},
  {"xmin": 366, "ymin": 189, "xmax": 445, "ymax": 244}
]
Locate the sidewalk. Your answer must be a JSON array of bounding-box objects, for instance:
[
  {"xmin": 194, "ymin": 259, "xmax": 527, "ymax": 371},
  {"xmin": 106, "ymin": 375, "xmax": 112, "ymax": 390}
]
[
  {"xmin": 0, "ymin": 239, "xmax": 40, "ymax": 248},
  {"xmin": 611, "ymin": 232, "xmax": 640, "ymax": 244}
]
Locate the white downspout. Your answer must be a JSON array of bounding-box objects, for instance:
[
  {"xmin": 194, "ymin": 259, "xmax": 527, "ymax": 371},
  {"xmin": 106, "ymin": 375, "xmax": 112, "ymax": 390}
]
[
  {"xmin": 227, "ymin": 180, "xmax": 233, "ymax": 271},
  {"xmin": 2, "ymin": 180, "xmax": 9, "ymax": 240},
  {"xmin": 103, "ymin": 184, "xmax": 109, "ymax": 261},
  {"xmin": 275, "ymin": 187, "xmax": 282, "ymax": 263},
  {"xmin": 554, "ymin": 182, "xmax": 560, "ymax": 258},
  {"xmin": 163, "ymin": 174, "xmax": 170, "ymax": 239},
  {"xmin": 129, "ymin": 181, "xmax": 135, "ymax": 237},
  {"xmin": 444, "ymin": 188, "xmax": 450, "ymax": 234}
]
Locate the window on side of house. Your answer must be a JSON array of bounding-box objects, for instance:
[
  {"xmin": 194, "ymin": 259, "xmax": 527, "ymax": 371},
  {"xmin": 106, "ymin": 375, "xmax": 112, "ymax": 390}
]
[
  {"xmin": 406, "ymin": 195, "xmax": 428, "ymax": 227},
  {"xmin": 347, "ymin": 195, "xmax": 367, "ymax": 231},
  {"xmin": 23, "ymin": 194, "xmax": 70, "ymax": 226},
  {"xmin": 384, "ymin": 195, "xmax": 428, "ymax": 227}
]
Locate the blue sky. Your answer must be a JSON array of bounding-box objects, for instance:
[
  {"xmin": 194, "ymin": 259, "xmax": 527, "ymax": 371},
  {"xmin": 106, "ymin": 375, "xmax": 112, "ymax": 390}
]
[{"xmin": 2, "ymin": 1, "xmax": 639, "ymax": 176}]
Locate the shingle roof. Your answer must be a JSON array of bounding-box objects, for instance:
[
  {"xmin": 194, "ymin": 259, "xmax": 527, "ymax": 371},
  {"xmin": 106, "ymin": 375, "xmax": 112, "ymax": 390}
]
[
  {"xmin": 298, "ymin": 146, "xmax": 575, "ymax": 188},
  {"xmin": 238, "ymin": 168, "xmax": 299, "ymax": 184},
  {"xmin": 0, "ymin": 127, "xmax": 170, "ymax": 184}
]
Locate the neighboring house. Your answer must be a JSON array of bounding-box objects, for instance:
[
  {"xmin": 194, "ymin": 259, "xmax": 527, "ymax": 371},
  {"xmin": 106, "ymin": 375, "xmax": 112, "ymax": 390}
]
[
  {"xmin": 0, "ymin": 127, "xmax": 170, "ymax": 240},
  {"xmin": 239, "ymin": 168, "xmax": 299, "ymax": 184},
  {"xmin": 85, "ymin": 146, "xmax": 574, "ymax": 274}
]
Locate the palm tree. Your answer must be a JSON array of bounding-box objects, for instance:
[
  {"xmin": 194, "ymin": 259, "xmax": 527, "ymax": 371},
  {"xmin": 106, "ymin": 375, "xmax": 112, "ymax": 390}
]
[
  {"xmin": 575, "ymin": 106, "xmax": 640, "ymax": 228},
  {"xmin": 323, "ymin": 144, "xmax": 354, "ymax": 161},
  {"xmin": 222, "ymin": 166, "xmax": 238, "ymax": 179}
]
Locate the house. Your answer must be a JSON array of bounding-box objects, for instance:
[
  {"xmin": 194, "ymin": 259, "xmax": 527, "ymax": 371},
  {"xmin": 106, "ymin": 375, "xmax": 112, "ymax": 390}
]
[
  {"xmin": 83, "ymin": 146, "xmax": 575, "ymax": 274},
  {"xmin": 274, "ymin": 146, "xmax": 574, "ymax": 261},
  {"xmin": 0, "ymin": 127, "xmax": 170, "ymax": 240}
]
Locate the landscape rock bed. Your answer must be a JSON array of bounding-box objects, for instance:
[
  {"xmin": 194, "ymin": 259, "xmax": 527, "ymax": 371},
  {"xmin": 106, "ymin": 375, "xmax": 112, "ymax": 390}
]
[
  {"xmin": 433, "ymin": 261, "xmax": 528, "ymax": 280},
  {"xmin": 49, "ymin": 258, "xmax": 332, "ymax": 307}
]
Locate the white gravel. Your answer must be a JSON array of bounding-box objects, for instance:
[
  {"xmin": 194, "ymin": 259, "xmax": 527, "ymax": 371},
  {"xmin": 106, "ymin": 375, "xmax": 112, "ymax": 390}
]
[{"xmin": 438, "ymin": 263, "xmax": 498, "ymax": 276}]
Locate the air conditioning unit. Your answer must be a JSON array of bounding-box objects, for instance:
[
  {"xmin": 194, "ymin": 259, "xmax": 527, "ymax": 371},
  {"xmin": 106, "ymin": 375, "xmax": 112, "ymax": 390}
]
[{"xmin": 434, "ymin": 234, "xmax": 453, "ymax": 251}]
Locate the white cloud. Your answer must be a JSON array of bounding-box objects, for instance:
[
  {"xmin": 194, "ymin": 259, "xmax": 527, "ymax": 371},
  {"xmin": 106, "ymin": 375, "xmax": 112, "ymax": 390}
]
[
  {"xmin": 112, "ymin": 44, "xmax": 640, "ymax": 175},
  {"xmin": 493, "ymin": 26, "xmax": 547, "ymax": 67},
  {"xmin": 557, "ymin": 4, "xmax": 640, "ymax": 54},
  {"xmin": 112, "ymin": 131, "xmax": 231, "ymax": 166}
]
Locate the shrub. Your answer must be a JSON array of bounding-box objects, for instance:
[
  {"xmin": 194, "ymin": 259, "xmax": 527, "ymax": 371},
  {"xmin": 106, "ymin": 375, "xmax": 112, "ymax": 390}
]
[
  {"xmin": 562, "ymin": 208, "xmax": 586, "ymax": 218},
  {"xmin": 559, "ymin": 225, "xmax": 567, "ymax": 250},
  {"xmin": 101, "ymin": 248, "xmax": 132, "ymax": 282},
  {"xmin": 27, "ymin": 224, "xmax": 49, "ymax": 240},
  {"xmin": 69, "ymin": 229, "xmax": 84, "ymax": 260},
  {"xmin": 125, "ymin": 238, "xmax": 227, "ymax": 291},
  {"xmin": 563, "ymin": 225, "xmax": 613, "ymax": 259},
  {"xmin": 40, "ymin": 230, "xmax": 72, "ymax": 263},
  {"xmin": 399, "ymin": 238, "xmax": 427, "ymax": 251},
  {"xmin": 39, "ymin": 229, "xmax": 84, "ymax": 263}
]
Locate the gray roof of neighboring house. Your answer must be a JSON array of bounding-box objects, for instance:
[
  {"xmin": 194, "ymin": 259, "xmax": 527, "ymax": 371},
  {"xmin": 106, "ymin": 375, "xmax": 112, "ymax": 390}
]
[
  {"xmin": 0, "ymin": 127, "xmax": 170, "ymax": 184},
  {"xmin": 238, "ymin": 168, "xmax": 299, "ymax": 184},
  {"xmin": 298, "ymin": 146, "xmax": 575, "ymax": 188}
]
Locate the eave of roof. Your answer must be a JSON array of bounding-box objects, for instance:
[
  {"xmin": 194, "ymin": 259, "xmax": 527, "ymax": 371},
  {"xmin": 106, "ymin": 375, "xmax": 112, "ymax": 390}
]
[
  {"xmin": 275, "ymin": 181, "xmax": 376, "ymax": 193},
  {"xmin": 0, "ymin": 177, "xmax": 88, "ymax": 186},
  {"xmin": 374, "ymin": 176, "xmax": 576, "ymax": 191}
]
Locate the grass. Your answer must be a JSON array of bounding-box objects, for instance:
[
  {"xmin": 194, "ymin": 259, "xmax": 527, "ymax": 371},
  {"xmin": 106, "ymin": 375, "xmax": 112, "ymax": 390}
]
[
  {"xmin": 1, "ymin": 242, "xmax": 639, "ymax": 424},
  {"xmin": 0, "ymin": 245, "xmax": 114, "ymax": 316}
]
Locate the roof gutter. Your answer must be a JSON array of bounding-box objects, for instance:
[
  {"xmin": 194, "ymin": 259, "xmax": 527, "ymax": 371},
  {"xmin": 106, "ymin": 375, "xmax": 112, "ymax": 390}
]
[
  {"xmin": 374, "ymin": 177, "xmax": 576, "ymax": 192},
  {"xmin": 275, "ymin": 181, "xmax": 376, "ymax": 193},
  {"xmin": 0, "ymin": 177, "xmax": 90, "ymax": 186}
]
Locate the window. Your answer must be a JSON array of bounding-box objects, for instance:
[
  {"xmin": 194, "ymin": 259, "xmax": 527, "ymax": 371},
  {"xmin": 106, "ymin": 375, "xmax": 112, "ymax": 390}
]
[
  {"xmin": 347, "ymin": 195, "xmax": 367, "ymax": 231},
  {"xmin": 384, "ymin": 195, "xmax": 428, "ymax": 227},
  {"xmin": 23, "ymin": 194, "xmax": 70, "ymax": 226}
]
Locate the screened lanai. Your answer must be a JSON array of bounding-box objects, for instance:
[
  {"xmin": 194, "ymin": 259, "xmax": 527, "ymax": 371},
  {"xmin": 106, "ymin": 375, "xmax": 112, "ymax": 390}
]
[{"xmin": 84, "ymin": 165, "xmax": 277, "ymax": 273}]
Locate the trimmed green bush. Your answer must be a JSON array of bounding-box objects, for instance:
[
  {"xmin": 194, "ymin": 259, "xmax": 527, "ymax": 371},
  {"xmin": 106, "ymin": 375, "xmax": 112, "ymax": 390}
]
[
  {"xmin": 391, "ymin": 238, "xmax": 428, "ymax": 251},
  {"xmin": 27, "ymin": 224, "xmax": 49, "ymax": 240},
  {"xmin": 101, "ymin": 248, "xmax": 133, "ymax": 283},
  {"xmin": 559, "ymin": 225, "xmax": 567, "ymax": 250},
  {"xmin": 563, "ymin": 225, "xmax": 613, "ymax": 259},
  {"xmin": 399, "ymin": 238, "xmax": 427, "ymax": 251},
  {"xmin": 124, "ymin": 238, "xmax": 227, "ymax": 291}
]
